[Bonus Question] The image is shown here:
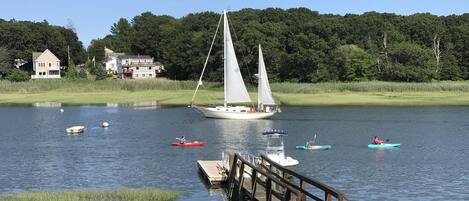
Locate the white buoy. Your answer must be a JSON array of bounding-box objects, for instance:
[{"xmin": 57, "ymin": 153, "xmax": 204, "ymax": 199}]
[
  {"xmin": 102, "ymin": 121, "xmax": 110, "ymax": 128},
  {"xmin": 60, "ymin": 109, "xmax": 64, "ymax": 113}
]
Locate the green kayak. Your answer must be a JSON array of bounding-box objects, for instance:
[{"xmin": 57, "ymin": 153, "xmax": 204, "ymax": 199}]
[
  {"xmin": 368, "ymin": 143, "xmax": 400, "ymax": 148},
  {"xmin": 296, "ymin": 145, "xmax": 332, "ymax": 150}
]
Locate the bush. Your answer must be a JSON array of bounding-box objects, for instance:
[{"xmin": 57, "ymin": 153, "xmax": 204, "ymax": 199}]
[
  {"xmin": 78, "ymin": 68, "xmax": 87, "ymax": 79},
  {"xmin": 5, "ymin": 68, "xmax": 30, "ymax": 82}
]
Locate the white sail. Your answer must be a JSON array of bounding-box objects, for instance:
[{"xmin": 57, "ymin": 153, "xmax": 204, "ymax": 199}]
[
  {"xmin": 224, "ymin": 10, "xmax": 251, "ymax": 104},
  {"xmin": 258, "ymin": 45, "xmax": 275, "ymax": 107}
]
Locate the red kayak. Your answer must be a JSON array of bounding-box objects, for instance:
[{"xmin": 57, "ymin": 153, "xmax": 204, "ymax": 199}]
[{"xmin": 172, "ymin": 141, "xmax": 206, "ymax": 147}]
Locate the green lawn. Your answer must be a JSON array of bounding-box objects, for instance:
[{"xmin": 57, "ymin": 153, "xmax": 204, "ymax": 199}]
[
  {"xmin": 1, "ymin": 79, "xmax": 469, "ymax": 106},
  {"xmin": 0, "ymin": 189, "xmax": 178, "ymax": 201}
]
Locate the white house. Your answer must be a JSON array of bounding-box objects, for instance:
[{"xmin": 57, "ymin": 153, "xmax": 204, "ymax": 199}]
[
  {"xmin": 104, "ymin": 47, "xmax": 124, "ymax": 73},
  {"xmin": 31, "ymin": 49, "xmax": 61, "ymax": 79},
  {"xmin": 117, "ymin": 55, "xmax": 165, "ymax": 79}
]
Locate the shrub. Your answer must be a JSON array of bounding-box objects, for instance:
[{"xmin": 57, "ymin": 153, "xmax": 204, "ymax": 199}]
[
  {"xmin": 5, "ymin": 68, "xmax": 30, "ymax": 82},
  {"xmin": 78, "ymin": 68, "xmax": 87, "ymax": 79},
  {"xmin": 66, "ymin": 61, "xmax": 78, "ymax": 79},
  {"xmin": 95, "ymin": 64, "xmax": 106, "ymax": 80}
]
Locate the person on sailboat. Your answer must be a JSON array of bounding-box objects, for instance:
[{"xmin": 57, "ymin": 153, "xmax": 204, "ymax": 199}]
[{"xmin": 373, "ymin": 136, "xmax": 384, "ymax": 145}]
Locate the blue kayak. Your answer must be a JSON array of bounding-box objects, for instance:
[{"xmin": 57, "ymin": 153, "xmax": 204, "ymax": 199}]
[
  {"xmin": 368, "ymin": 143, "xmax": 400, "ymax": 148},
  {"xmin": 296, "ymin": 145, "xmax": 332, "ymax": 150}
]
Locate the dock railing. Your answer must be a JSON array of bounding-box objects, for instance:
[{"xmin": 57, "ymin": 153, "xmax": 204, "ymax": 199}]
[
  {"xmin": 227, "ymin": 153, "xmax": 302, "ymax": 201},
  {"xmin": 260, "ymin": 154, "xmax": 350, "ymax": 201}
]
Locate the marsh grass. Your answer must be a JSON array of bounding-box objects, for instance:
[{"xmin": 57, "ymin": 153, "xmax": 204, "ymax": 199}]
[
  {"xmin": 1, "ymin": 79, "xmax": 469, "ymax": 106},
  {"xmin": 0, "ymin": 78, "xmax": 221, "ymax": 93},
  {"xmin": 0, "ymin": 188, "xmax": 179, "ymax": 201},
  {"xmin": 2, "ymin": 79, "xmax": 469, "ymax": 94},
  {"xmin": 270, "ymin": 81, "xmax": 469, "ymax": 93}
]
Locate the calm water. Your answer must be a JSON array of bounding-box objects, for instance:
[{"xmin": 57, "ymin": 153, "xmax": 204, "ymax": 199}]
[{"xmin": 0, "ymin": 106, "xmax": 468, "ymax": 200}]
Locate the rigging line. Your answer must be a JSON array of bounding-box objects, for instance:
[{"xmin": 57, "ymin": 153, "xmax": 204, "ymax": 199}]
[
  {"xmin": 191, "ymin": 13, "xmax": 223, "ymax": 105},
  {"xmin": 226, "ymin": 12, "xmax": 256, "ymax": 108}
]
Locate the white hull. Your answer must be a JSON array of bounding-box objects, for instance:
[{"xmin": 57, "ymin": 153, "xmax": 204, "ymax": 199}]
[{"xmin": 194, "ymin": 106, "xmax": 275, "ymax": 120}]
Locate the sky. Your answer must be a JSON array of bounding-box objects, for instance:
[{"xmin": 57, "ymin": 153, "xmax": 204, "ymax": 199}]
[{"xmin": 1, "ymin": 0, "xmax": 468, "ymax": 47}]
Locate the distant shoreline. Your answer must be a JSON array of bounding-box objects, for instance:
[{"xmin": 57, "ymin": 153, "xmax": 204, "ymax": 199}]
[{"xmin": 1, "ymin": 79, "xmax": 469, "ymax": 106}]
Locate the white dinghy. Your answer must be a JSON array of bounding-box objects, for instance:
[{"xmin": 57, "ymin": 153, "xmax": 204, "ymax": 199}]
[{"xmin": 66, "ymin": 126, "xmax": 85, "ymax": 134}]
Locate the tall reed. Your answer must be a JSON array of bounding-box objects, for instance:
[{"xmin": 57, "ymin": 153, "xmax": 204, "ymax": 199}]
[{"xmin": 0, "ymin": 188, "xmax": 179, "ymax": 201}]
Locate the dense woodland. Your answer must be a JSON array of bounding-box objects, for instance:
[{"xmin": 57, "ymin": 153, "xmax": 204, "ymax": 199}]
[
  {"xmin": 2, "ymin": 8, "xmax": 469, "ymax": 83},
  {"xmin": 0, "ymin": 19, "xmax": 86, "ymax": 77},
  {"xmin": 88, "ymin": 8, "xmax": 469, "ymax": 83}
]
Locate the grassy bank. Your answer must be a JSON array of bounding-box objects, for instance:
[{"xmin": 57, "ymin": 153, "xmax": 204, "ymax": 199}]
[
  {"xmin": 0, "ymin": 188, "xmax": 178, "ymax": 201},
  {"xmin": 1, "ymin": 79, "xmax": 469, "ymax": 106}
]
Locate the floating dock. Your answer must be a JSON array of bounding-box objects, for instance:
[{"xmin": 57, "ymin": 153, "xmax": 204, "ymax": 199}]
[{"xmin": 197, "ymin": 160, "xmax": 228, "ymax": 186}]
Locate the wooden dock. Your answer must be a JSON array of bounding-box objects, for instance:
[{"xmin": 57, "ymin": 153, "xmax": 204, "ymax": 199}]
[
  {"xmin": 199, "ymin": 153, "xmax": 350, "ymax": 201},
  {"xmin": 197, "ymin": 160, "xmax": 228, "ymax": 186}
]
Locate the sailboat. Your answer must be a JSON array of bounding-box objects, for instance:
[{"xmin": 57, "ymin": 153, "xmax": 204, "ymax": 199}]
[{"xmin": 191, "ymin": 10, "xmax": 277, "ymax": 120}]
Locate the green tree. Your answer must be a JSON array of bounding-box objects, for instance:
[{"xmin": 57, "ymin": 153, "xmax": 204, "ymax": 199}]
[
  {"xmin": 439, "ymin": 52, "xmax": 461, "ymax": 80},
  {"xmin": 65, "ymin": 60, "xmax": 78, "ymax": 79},
  {"xmin": 382, "ymin": 42, "xmax": 436, "ymax": 82},
  {"xmin": 87, "ymin": 39, "xmax": 106, "ymax": 63},
  {"xmin": 334, "ymin": 45, "xmax": 375, "ymax": 81},
  {"xmin": 0, "ymin": 47, "xmax": 12, "ymax": 78},
  {"xmin": 6, "ymin": 68, "xmax": 30, "ymax": 82},
  {"xmin": 95, "ymin": 63, "xmax": 106, "ymax": 80}
]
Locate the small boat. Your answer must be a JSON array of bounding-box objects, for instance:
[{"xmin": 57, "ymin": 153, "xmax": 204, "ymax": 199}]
[
  {"xmin": 296, "ymin": 145, "xmax": 332, "ymax": 150},
  {"xmin": 368, "ymin": 143, "xmax": 401, "ymax": 148},
  {"xmin": 172, "ymin": 141, "xmax": 206, "ymax": 147},
  {"xmin": 66, "ymin": 126, "xmax": 85, "ymax": 134},
  {"xmin": 263, "ymin": 130, "xmax": 299, "ymax": 167}
]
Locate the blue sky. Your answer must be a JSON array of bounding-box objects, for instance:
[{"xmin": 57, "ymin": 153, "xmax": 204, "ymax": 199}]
[{"xmin": 1, "ymin": 0, "xmax": 468, "ymax": 47}]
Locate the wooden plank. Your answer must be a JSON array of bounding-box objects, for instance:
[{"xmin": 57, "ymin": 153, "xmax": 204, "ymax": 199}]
[{"xmin": 197, "ymin": 160, "xmax": 227, "ymax": 186}]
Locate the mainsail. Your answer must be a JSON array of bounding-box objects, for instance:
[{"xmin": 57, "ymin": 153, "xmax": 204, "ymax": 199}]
[
  {"xmin": 258, "ymin": 45, "xmax": 275, "ymax": 108},
  {"xmin": 224, "ymin": 10, "xmax": 251, "ymax": 105}
]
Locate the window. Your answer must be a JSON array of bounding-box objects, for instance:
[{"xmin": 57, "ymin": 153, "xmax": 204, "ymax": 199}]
[
  {"xmin": 149, "ymin": 67, "xmax": 152, "ymax": 70},
  {"xmin": 136, "ymin": 67, "xmax": 139, "ymax": 70},
  {"xmin": 241, "ymin": 110, "xmax": 246, "ymax": 112},
  {"xmin": 142, "ymin": 74, "xmax": 145, "ymax": 77},
  {"xmin": 49, "ymin": 63, "xmax": 51, "ymax": 67},
  {"xmin": 149, "ymin": 74, "xmax": 152, "ymax": 77},
  {"xmin": 135, "ymin": 74, "xmax": 138, "ymax": 77}
]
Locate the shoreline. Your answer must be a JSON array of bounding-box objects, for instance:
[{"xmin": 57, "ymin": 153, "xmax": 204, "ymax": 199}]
[{"xmin": 1, "ymin": 90, "xmax": 468, "ymax": 107}]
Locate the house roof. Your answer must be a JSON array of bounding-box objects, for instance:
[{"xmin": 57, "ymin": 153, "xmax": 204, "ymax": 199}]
[
  {"xmin": 154, "ymin": 61, "xmax": 163, "ymax": 66},
  {"xmin": 33, "ymin": 49, "xmax": 60, "ymax": 62},
  {"xmin": 32, "ymin": 52, "xmax": 42, "ymax": 61},
  {"xmin": 118, "ymin": 55, "xmax": 153, "ymax": 59}
]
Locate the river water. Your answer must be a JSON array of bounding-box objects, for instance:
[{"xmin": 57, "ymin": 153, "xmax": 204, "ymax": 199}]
[{"xmin": 0, "ymin": 106, "xmax": 468, "ymax": 200}]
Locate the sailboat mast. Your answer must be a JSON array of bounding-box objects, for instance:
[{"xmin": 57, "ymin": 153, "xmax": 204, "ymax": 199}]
[
  {"xmin": 223, "ymin": 10, "xmax": 228, "ymax": 107},
  {"xmin": 258, "ymin": 44, "xmax": 262, "ymax": 110}
]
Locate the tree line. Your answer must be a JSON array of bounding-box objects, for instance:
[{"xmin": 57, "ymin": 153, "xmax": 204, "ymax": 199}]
[
  {"xmin": 89, "ymin": 8, "xmax": 469, "ymax": 83},
  {"xmin": 2, "ymin": 8, "xmax": 469, "ymax": 83}
]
